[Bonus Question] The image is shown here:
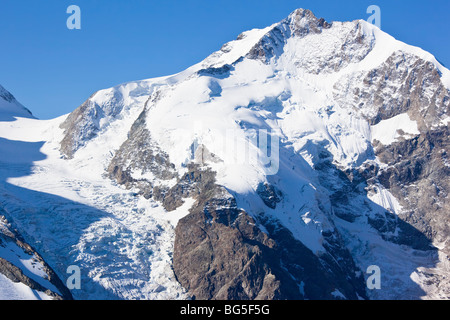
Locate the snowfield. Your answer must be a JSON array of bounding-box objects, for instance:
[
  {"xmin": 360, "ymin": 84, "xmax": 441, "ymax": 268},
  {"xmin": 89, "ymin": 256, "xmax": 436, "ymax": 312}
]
[
  {"xmin": 0, "ymin": 116, "xmax": 188, "ymax": 299},
  {"xmin": 0, "ymin": 273, "xmax": 52, "ymax": 300}
]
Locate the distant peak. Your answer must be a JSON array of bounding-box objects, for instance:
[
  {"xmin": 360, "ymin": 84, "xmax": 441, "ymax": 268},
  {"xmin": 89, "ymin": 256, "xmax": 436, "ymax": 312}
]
[{"xmin": 0, "ymin": 84, "xmax": 35, "ymax": 121}]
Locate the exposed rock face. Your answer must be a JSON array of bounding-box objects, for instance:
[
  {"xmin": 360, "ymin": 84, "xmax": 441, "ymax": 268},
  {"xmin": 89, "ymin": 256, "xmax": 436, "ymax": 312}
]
[
  {"xmin": 318, "ymin": 154, "xmax": 434, "ymax": 251},
  {"xmin": 172, "ymin": 165, "xmax": 366, "ymax": 300},
  {"xmin": 60, "ymin": 81, "xmax": 158, "ymax": 159},
  {"xmin": 60, "ymin": 90, "xmax": 129, "ymax": 159},
  {"xmin": 335, "ymin": 49, "xmax": 450, "ymax": 255},
  {"xmin": 376, "ymin": 127, "xmax": 450, "ymax": 252},
  {"xmin": 256, "ymin": 182, "xmax": 282, "ymax": 209},
  {"xmin": 107, "ymin": 106, "xmax": 178, "ymax": 200},
  {"xmin": 334, "ymin": 51, "xmax": 449, "ymax": 127},
  {"xmin": 60, "ymin": 97, "xmax": 100, "ymax": 159},
  {"xmin": 172, "ymin": 170, "xmax": 289, "ymax": 300},
  {"xmin": 248, "ymin": 9, "xmax": 374, "ymax": 74}
]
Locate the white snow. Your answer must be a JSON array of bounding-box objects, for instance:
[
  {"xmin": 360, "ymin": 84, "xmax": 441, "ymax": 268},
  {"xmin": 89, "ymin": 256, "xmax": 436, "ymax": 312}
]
[
  {"xmin": 371, "ymin": 113, "xmax": 420, "ymax": 145},
  {"xmin": 0, "ymin": 273, "xmax": 52, "ymax": 300},
  {"xmin": 200, "ymin": 25, "xmax": 278, "ymax": 69},
  {"xmin": 367, "ymin": 183, "xmax": 403, "ymax": 215},
  {"xmin": 331, "ymin": 289, "xmax": 346, "ymax": 299}
]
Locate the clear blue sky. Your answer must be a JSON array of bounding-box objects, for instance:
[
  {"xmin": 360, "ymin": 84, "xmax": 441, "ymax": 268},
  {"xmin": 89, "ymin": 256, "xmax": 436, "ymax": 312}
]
[{"xmin": 0, "ymin": 0, "xmax": 449, "ymax": 119}]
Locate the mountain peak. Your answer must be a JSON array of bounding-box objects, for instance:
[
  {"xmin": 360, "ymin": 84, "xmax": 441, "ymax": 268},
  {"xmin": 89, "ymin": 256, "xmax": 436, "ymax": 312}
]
[
  {"xmin": 288, "ymin": 8, "xmax": 316, "ymax": 20},
  {"xmin": 285, "ymin": 8, "xmax": 332, "ymax": 37}
]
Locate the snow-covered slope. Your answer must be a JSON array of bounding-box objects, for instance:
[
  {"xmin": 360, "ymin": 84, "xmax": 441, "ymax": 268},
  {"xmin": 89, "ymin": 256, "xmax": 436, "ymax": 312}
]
[
  {"xmin": 0, "ymin": 8, "xmax": 449, "ymax": 300},
  {"xmin": 0, "ymin": 115, "xmax": 188, "ymax": 299},
  {"xmin": 0, "ymin": 212, "xmax": 72, "ymax": 300},
  {"xmin": 0, "ymin": 85, "xmax": 34, "ymax": 122}
]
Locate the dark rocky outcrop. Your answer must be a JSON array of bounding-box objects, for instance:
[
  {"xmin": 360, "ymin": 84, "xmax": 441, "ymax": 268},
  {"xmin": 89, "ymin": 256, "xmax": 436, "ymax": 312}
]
[
  {"xmin": 256, "ymin": 182, "xmax": 282, "ymax": 209},
  {"xmin": 375, "ymin": 127, "xmax": 450, "ymax": 253},
  {"xmin": 60, "ymin": 88, "xmax": 128, "ymax": 159},
  {"xmin": 334, "ymin": 49, "xmax": 450, "ymax": 254},
  {"xmin": 172, "ymin": 165, "xmax": 367, "ymax": 300},
  {"xmin": 107, "ymin": 105, "xmax": 178, "ymax": 200},
  {"xmin": 60, "ymin": 96, "xmax": 100, "ymax": 159},
  {"xmin": 334, "ymin": 51, "xmax": 450, "ymax": 128}
]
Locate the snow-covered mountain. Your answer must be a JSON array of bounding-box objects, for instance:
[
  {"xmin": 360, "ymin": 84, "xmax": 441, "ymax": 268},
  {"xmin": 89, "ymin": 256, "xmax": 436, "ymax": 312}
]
[
  {"xmin": 1, "ymin": 8, "xmax": 449, "ymax": 300},
  {"xmin": 0, "ymin": 85, "xmax": 34, "ymax": 122}
]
